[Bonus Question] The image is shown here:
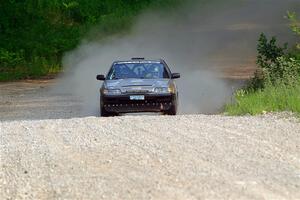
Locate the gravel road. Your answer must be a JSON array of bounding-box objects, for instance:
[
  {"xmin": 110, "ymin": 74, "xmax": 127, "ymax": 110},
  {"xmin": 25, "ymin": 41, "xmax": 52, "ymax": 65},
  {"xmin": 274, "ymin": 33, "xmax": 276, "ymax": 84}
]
[
  {"xmin": 1, "ymin": 81, "xmax": 300, "ymax": 199},
  {"xmin": 0, "ymin": 81, "xmax": 84, "ymax": 121},
  {"xmin": 1, "ymin": 114, "xmax": 300, "ymax": 199}
]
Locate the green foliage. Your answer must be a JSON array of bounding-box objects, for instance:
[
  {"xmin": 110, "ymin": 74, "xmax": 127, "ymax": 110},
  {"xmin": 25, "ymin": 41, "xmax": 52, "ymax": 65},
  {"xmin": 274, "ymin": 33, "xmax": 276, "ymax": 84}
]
[
  {"xmin": 256, "ymin": 33, "xmax": 287, "ymax": 70},
  {"xmin": 287, "ymin": 11, "xmax": 300, "ymax": 60},
  {"xmin": 230, "ymin": 55, "xmax": 300, "ymax": 115},
  {"xmin": 0, "ymin": 0, "xmax": 183, "ymax": 81},
  {"xmin": 247, "ymin": 34, "xmax": 300, "ymax": 90},
  {"xmin": 227, "ymin": 13, "xmax": 300, "ymax": 116},
  {"xmin": 267, "ymin": 56, "xmax": 300, "ymax": 85},
  {"xmin": 225, "ymin": 82, "xmax": 300, "ymax": 115},
  {"xmin": 0, "ymin": 49, "xmax": 25, "ymax": 67},
  {"xmin": 287, "ymin": 11, "xmax": 300, "ymax": 37}
]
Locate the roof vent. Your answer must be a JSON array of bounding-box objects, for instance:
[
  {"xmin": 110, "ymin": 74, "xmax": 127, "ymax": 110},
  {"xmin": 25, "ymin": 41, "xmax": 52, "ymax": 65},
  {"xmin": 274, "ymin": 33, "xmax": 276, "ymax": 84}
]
[{"xmin": 131, "ymin": 57, "xmax": 145, "ymax": 60}]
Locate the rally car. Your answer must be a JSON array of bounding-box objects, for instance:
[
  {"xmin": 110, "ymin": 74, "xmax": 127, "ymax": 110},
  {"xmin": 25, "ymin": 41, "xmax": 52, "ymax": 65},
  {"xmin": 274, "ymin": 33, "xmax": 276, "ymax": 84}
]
[{"xmin": 96, "ymin": 58, "xmax": 180, "ymax": 117}]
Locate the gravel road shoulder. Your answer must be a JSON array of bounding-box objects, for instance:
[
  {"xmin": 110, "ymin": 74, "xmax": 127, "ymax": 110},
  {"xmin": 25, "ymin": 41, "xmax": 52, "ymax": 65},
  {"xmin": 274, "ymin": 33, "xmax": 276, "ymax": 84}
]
[{"xmin": 1, "ymin": 114, "xmax": 300, "ymax": 199}]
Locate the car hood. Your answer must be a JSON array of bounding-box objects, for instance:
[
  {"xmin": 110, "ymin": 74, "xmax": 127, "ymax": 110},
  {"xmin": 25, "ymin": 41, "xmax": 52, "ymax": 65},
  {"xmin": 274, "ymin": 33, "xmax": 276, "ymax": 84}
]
[{"xmin": 105, "ymin": 79, "xmax": 170, "ymax": 89}]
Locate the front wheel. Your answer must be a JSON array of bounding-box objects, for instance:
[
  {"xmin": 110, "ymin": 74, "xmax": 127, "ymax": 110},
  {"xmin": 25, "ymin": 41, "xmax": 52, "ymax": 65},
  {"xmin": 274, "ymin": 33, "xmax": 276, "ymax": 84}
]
[
  {"xmin": 164, "ymin": 104, "xmax": 177, "ymax": 115},
  {"xmin": 100, "ymin": 106, "xmax": 119, "ymax": 117},
  {"xmin": 100, "ymin": 107, "xmax": 111, "ymax": 117}
]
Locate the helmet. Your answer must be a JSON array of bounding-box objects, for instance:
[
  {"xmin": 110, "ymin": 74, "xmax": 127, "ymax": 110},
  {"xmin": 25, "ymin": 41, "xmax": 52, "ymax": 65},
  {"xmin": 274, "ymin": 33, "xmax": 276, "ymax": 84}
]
[{"xmin": 148, "ymin": 64, "xmax": 161, "ymax": 78}]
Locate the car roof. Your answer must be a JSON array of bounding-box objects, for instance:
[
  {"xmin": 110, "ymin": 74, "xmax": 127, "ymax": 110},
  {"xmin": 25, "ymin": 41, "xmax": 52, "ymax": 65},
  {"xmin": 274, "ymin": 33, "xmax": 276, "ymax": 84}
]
[{"xmin": 113, "ymin": 58, "xmax": 166, "ymax": 65}]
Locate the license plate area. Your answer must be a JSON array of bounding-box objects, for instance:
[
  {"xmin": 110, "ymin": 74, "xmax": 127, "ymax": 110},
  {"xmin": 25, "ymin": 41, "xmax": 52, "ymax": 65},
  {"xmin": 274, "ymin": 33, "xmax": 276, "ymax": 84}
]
[{"xmin": 130, "ymin": 95, "xmax": 145, "ymax": 100}]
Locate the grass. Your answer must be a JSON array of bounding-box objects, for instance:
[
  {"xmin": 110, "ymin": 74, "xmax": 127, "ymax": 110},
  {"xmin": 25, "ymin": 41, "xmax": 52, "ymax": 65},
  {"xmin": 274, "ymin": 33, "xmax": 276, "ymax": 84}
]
[{"xmin": 225, "ymin": 82, "xmax": 300, "ymax": 115}]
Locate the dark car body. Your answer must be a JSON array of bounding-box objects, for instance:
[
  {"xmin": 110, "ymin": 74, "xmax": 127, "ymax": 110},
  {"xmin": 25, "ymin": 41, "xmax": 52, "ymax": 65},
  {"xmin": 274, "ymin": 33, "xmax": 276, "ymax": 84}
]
[{"xmin": 96, "ymin": 58, "xmax": 180, "ymax": 116}]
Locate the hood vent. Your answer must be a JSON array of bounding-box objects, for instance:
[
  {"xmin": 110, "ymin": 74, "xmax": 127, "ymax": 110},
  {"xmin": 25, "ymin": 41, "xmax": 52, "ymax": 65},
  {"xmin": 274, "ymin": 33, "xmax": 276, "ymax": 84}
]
[
  {"xmin": 122, "ymin": 86, "xmax": 153, "ymax": 94},
  {"xmin": 122, "ymin": 84, "xmax": 152, "ymax": 87}
]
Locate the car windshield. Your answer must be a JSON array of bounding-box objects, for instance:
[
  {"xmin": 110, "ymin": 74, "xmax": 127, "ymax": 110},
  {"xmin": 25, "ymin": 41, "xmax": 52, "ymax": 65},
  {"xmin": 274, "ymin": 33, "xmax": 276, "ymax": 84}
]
[{"xmin": 107, "ymin": 62, "xmax": 170, "ymax": 80}]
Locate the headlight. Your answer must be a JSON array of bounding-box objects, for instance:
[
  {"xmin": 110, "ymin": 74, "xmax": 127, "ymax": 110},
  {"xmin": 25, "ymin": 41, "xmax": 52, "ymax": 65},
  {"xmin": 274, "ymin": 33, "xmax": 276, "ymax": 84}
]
[
  {"xmin": 154, "ymin": 87, "xmax": 170, "ymax": 94},
  {"xmin": 168, "ymin": 84, "xmax": 176, "ymax": 94},
  {"xmin": 103, "ymin": 89, "xmax": 122, "ymax": 95}
]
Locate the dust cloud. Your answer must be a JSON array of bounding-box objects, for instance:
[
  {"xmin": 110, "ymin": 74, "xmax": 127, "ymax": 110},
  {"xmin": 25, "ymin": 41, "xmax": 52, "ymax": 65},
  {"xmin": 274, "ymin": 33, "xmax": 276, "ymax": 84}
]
[{"xmin": 56, "ymin": 0, "xmax": 299, "ymax": 115}]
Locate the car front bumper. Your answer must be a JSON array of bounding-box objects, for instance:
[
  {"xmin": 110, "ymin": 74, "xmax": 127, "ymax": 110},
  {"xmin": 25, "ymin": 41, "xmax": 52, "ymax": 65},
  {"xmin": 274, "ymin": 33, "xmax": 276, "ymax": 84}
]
[{"xmin": 101, "ymin": 93, "xmax": 176, "ymax": 113}]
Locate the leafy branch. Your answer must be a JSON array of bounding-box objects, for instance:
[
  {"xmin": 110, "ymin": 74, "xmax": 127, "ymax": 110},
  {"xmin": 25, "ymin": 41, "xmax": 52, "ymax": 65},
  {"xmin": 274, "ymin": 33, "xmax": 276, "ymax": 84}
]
[{"xmin": 287, "ymin": 11, "xmax": 300, "ymax": 49}]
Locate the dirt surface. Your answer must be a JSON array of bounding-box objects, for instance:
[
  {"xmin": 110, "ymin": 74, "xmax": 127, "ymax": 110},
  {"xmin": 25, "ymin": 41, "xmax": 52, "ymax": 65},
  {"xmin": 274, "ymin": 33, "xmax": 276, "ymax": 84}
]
[
  {"xmin": 1, "ymin": 115, "xmax": 300, "ymax": 199},
  {"xmin": 0, "ymin": 80, "xmax": 85, "ymax": 121},
  {"xmin": 1, "ymin": 81, "xmax": 300, "ymax": 199}
]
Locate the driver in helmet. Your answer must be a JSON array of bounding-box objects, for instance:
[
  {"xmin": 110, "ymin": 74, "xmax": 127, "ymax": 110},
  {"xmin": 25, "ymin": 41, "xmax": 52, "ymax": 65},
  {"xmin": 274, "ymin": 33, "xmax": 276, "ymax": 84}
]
[
  {"xmin": 145, "ymin": 64, "xmax": 162, "ymax": 79},
  {"xmin": 115, "ymin": 64, "xmax": 131, "ymax": 79}
]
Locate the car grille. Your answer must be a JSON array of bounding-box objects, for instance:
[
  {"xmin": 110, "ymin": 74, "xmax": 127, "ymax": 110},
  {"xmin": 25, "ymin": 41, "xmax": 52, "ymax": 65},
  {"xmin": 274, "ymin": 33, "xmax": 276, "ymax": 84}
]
[
  {"xmin": 124, "ymin": 89, "xmax": 150, "ymax": 93},
  {"xmin": 122, "ymin": 87, "xmax": 153, "ymax": 94}
]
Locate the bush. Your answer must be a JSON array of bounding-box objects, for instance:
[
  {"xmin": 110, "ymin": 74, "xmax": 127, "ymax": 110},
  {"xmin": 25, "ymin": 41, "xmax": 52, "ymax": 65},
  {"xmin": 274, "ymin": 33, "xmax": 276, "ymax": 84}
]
[
  {"xmin": 267, "ymin": 56, "xmax": 300, "ymax": 85},
  {"xmin": 225, "ymin": 82, "xmax": 300, "ymax": 115},
  {"xmin": 287, "ymin": 11, "xmax": 300, "ymax": 49},
  {"xmin": 248, "ymin": 34, "xmax": 300, "ymax": 90},
  {"xmin": 228, "ymin": 36, "xmax": 300, "ymax": 115},
  {"xmin": 0, "ymin": 49, "xmax": 25, "ymax": 68},
  {"xmin": 226, "ymin": 13, "xmax": 300, "ymax": 116},
  {"xmin": 257, "ymin": 33, "xmax": 287, "ymax": 70}
]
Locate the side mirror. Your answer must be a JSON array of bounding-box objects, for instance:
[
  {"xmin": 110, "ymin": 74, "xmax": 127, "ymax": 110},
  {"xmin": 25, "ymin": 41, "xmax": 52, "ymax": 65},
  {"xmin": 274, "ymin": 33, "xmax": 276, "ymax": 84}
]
[
  {"xmin": 96, "ymin": 74, "xmax": 106, "ymax": 81},
  {"xmin": 171, "ymin": 73, "xmax": 180, "ymax": 79}
]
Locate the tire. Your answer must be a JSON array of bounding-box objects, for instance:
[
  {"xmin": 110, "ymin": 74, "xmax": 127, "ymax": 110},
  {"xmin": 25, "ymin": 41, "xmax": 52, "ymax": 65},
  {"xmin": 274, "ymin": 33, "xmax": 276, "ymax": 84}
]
[
  {"xmin": 100, "ymin": 97, "xmax": 111, "ymax": 117},
  {"xmin": 164, "ymin": 104, "xmax": 177, "ymax": 115},
  {"xmin": 100, "ymin": 107, "xmax": 111, "ymax": 117},
  {"xmin": 100, "ymin": 106, "xmax": 119, "ymax": 117}
]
